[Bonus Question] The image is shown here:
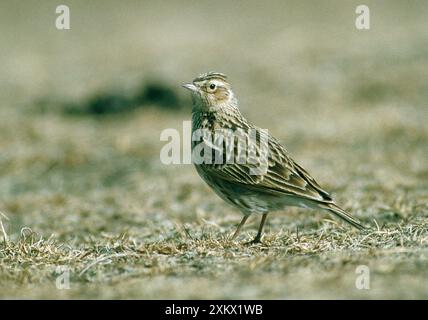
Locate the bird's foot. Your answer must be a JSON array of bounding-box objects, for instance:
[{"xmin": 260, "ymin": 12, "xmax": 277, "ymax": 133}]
[{"xmin": 244, "ymin": 236, "xmax": 263, "ymax": 246}]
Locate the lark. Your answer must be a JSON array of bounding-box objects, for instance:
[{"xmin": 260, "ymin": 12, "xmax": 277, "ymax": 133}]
[{"xmin": 183, "ymin": 72, "xmax": 365, "ymax": 243}]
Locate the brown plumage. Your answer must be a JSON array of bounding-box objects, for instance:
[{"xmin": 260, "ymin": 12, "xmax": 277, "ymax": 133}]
[{"xmin": 183, "ymin": 72, "xmax": 365, "ymax": 243}]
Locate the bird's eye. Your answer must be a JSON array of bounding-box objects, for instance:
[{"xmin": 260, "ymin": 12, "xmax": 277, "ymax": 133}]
[{"xmin": 209, "ymin": 83, "xmax": 216, "ymax": 90}]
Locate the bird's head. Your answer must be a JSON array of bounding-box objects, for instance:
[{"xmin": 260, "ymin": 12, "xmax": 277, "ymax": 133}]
[{"xmin": 182, "ymin": 72, "xmax": 237, "ymax": 111}]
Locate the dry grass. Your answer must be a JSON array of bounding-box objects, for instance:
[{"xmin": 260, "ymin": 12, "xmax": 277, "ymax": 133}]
[{"xmin": 0, "ymin": 0, "xmax": 428, "ymax": 299}]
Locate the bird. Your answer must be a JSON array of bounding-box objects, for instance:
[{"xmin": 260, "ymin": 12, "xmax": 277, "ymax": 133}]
[{"xmin": 182, "ymin": 72, "xmax": 365, "ymax": 243}]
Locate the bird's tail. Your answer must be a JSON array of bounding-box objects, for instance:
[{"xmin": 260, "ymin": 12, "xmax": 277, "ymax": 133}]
[{"xmin": 321, "ymin": 203, "xmax": 366, "ymax": 230}]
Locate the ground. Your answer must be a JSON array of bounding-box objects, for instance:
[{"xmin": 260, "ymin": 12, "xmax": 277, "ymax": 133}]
[{"xmin": 0, "ymin": 0, "xmax": 427, "ymax": 299}]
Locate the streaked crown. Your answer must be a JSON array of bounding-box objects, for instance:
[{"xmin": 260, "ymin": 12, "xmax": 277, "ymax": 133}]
[{"xmin": 193, "ymin": 72, "xmax": 228, "ymax": 83}]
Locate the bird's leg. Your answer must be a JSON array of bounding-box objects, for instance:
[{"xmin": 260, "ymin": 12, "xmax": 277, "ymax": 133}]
[
  {"xmin": 231, "ymin": 215, "xmax": 250, "ymax": 240},
  {"xmin": 251, "ymin": 213, "xmax": 268, "ymax": 244}
]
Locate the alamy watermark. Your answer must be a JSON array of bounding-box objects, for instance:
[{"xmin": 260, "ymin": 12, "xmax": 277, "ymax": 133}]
[
  {"xmin": 55, "ymin": 5, "xmax": 70, "ymax": 30},
  {"xmin": 55, "ymin": 265, "xmax": 70, "ymax": 290},
  {"xmin": 355, "ymin": 265, "xmax": 370, "ymax": 290},
  {"xmin": 355, "ymin": 5, "xmax": 370, "ymax": 30},
  {"xmin": 160, "ymin": 121, "xmax": 269, "ymax": 175},
  {"xmin": 53, "ymin": 4, "xmax": 370, "ymax": 32}
]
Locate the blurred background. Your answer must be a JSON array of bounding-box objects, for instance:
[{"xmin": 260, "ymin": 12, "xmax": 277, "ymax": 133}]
[{"xmin": 0, "ymin": 0, "xmax": 427, "ymax": 299}]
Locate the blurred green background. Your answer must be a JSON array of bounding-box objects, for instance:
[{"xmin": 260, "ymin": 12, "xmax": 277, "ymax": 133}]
[{"xmin": 0, "ymin": 0, "xmax": 427, "ymax": 299}]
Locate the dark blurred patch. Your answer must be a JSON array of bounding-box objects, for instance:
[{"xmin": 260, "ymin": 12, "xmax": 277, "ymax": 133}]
[
  {"xmin": 86, "ymin": 93, "xmax": 135, "ymax": 115},
  {"xmin": 65, "ymin": 92, "xmax": 134, "ymax": 115},
  {"xmin": 63, "ymin": 80, "xmax": 187, "ymax": 116},
  {"xmin": 351, "ymin": 80, "xmax": 395, "ymax": 103},
  {"xmin": 135, "ymin": 82, "xmax": 182, "ymax": 110}
]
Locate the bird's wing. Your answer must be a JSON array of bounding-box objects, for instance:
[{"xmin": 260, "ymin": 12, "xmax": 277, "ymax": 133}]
[{"xmin": 199, "ymin": 131, "xmax": 333, "ymax": 203}]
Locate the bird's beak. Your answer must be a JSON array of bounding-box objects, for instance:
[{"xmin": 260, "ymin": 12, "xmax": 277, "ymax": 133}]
[{"xmin": 182, "ymin": 83, "xmax": 197, "ymax": 92}]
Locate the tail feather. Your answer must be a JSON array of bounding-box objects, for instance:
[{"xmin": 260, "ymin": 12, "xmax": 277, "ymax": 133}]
[{"xmin": 322, "ymin": 203, "xmax": 366, "ymax": 230}]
